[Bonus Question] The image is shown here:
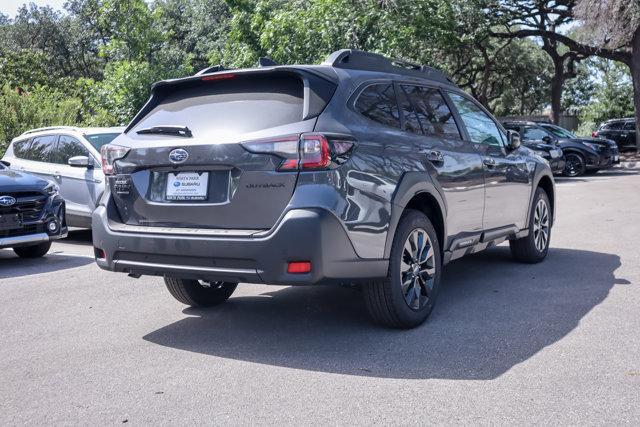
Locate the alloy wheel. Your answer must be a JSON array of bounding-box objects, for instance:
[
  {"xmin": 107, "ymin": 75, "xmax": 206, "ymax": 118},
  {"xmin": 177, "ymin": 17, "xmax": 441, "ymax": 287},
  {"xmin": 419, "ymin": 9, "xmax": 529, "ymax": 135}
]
[
  {"xmin": 400, "ymin": 228, "xmax": 436, "ymax": 310},
  {"xmin": 564, "ymin": 153, "xmax": 583, "ymax": 176},
  {"xmin": 533, "ymin": 199, "xmax": 550, "ymax": 252}
]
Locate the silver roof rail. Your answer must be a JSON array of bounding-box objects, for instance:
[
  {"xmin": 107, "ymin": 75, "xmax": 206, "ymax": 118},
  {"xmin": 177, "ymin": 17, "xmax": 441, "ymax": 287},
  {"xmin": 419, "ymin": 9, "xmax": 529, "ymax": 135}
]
[
  {"xmin": 322, "ymin": 49, "xmax": 455, "ymax": 86},
  {"xmin": 20, "ymin": 126, "xmax": 83, "ymax": 136}
]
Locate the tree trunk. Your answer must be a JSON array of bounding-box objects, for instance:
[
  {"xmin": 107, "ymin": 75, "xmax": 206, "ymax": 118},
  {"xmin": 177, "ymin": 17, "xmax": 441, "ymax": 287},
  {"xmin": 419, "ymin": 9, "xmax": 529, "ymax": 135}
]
[
  {"xmin": 632, "ymin": 26, "xmax": 640, "ymax": 153},
  {"xmin": 550, "ymin": 60, "xmax": 564, "ymax": 124}
]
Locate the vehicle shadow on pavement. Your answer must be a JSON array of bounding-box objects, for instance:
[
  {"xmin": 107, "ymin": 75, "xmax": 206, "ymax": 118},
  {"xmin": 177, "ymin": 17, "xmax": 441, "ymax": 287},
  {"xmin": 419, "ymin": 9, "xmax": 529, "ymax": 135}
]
[
  {"xmin": 143, "ymin": 246, "xmax": 623, "ymax": 380},
  {"xmin": 60, "ymin": 229, "xmax": 93, "ymax": 245},
  {"xmin": 0, "ymin": 251, "xmax": 93, "ymax": 279}
]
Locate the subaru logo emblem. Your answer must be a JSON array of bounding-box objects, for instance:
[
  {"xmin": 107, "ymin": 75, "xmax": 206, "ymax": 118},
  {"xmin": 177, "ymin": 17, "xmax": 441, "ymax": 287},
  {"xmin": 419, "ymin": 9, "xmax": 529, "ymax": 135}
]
[
  {"xmin": 169, "ymin": 148, "xmax": 189, "ymax": 163},
  {"xmin": 0, "ymin": 195, "xmax": 16, "ymax": 207}
]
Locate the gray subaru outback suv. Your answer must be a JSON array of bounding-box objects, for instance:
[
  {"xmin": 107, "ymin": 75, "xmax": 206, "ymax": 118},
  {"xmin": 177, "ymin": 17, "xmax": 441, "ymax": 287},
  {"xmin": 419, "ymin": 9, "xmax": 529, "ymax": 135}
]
[{"xmin": 93, "ymin": 50, "xmax": 555, "ymax": 328}]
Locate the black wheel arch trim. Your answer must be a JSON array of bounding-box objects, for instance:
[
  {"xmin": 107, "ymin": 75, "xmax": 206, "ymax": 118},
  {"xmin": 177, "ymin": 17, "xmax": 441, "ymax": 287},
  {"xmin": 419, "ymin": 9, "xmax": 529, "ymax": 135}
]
[
  {"xmin": 384, "ymin": 171, "xmax": 448, "ymax": 258},
  {"xmin": 528, "ymin": 165, "xmax": 555, "ymax": 228}
]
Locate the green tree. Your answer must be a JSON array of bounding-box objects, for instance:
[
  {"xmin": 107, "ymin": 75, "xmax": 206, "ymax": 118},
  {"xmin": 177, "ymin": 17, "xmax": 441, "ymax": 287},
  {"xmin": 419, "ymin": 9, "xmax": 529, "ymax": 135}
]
[
  {"xmin": 222, "ymin": 0, "xmax": 458, "ymax": 67},
  {"xmin": 578, "ymin": 60, "xmax": 634, "ymax": 133},
  {"xmin": 0, "ymin": 84, "xmax": 84, "ymax": 153}
]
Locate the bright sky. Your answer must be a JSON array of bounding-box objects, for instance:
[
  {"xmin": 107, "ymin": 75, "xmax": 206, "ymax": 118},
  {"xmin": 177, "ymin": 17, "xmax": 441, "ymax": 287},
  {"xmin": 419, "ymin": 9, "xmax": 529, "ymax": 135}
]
[{"xmin": 0, "ymin": 0, "xmax": 66, "ymax": 18}]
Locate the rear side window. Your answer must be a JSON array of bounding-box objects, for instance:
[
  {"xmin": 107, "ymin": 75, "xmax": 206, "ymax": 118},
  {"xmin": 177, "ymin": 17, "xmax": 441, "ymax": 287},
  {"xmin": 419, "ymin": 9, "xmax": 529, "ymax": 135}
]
[
  {"xmin": 132, "ymin": 74, "xmax": 304, "ymax": 139},
  {"xmin": 401, "ymin": 85, "xmax": 461, "ymax": 139},
  {"xmin": 27, "ymin": 135, "xmax": 58, "ymax": 162},
  {"xmin": 52, "ymin": 135, "xmax": 89, "ymax": 165},
  {"xmin": 603, "ymin": 122, "xmax": 624, "ymax": 130},
  {"xmin": 12, "ymin": 139, "xmax": 32, "ymax": 158},
  {"xmin": 355, "ymin": 83, "xmax": 400, "ymax": 129},
  {"xmin": 624, "ymin": 121, "xmax": 636, "ymax": 130}
]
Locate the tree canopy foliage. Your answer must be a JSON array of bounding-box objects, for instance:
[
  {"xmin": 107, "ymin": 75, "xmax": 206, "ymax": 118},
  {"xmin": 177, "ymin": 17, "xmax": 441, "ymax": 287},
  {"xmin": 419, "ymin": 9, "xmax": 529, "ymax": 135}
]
[{"xmin": 0, "ymin": 0, "xmax": 636, "ymax": 153}]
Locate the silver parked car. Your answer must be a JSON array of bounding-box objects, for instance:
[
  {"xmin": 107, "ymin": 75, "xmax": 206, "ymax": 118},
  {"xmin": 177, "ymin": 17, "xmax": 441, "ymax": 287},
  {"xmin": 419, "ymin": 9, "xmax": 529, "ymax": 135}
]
[{"xmin": 2, "ymin": 126, "xmax": 123, "ymax": 228}]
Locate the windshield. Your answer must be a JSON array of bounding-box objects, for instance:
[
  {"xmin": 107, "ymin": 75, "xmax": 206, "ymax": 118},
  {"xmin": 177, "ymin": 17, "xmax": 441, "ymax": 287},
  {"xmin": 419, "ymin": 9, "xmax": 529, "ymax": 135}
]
[
  {"xmin": 85, "ymin": 133, "xmax": 121, "ymax": 150},
  {"xmin": 541, "ymin": 124, "xmax": 576, "ymax": 139}
]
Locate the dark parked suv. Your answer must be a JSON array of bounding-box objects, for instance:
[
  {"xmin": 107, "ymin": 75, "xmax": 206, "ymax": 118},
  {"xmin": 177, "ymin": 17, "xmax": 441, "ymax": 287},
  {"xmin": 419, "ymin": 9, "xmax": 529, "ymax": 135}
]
[
  {"xmin": 0, "ymin": 161, "xmax": 67, "ymax": 257},
  {"xmin": 503, "ymin": 121, "xmax": 619, "ymax": 177},
  {"xmin": 594, "ymin": 118, "xmax": 637, "ymax": 151},
  {"xmin": 93, "ymin": 50, "xmax": 555, "ymax": 328}
]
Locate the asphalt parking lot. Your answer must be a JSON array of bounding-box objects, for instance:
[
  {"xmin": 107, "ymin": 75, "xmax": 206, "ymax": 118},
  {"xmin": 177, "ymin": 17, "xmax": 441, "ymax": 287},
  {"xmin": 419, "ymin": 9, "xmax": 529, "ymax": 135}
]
[{"xmin": 1, "ymin": 165, "xmax": 639, "ymax": 424}]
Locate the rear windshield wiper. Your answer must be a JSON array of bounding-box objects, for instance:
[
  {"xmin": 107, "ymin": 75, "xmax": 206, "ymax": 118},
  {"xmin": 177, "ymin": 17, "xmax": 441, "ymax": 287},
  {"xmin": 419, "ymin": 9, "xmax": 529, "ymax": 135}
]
[{"xmin": 136, "ymin": 125, "xmax": 193, "ymax": 138}]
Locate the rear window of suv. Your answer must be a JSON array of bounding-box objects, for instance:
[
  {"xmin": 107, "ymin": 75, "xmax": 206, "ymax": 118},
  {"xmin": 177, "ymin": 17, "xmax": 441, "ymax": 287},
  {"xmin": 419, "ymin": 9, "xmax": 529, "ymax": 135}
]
[{"xmin": 132, "ymin": 74, "xmax": 304, "ymax": 139}]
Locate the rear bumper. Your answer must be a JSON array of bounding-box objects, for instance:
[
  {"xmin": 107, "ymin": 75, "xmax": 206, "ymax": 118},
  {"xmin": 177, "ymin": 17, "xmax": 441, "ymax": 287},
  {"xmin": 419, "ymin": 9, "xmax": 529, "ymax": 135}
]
[{"xmin": 92, "ymin": 205, "xmax": 388, "ymax": 285}]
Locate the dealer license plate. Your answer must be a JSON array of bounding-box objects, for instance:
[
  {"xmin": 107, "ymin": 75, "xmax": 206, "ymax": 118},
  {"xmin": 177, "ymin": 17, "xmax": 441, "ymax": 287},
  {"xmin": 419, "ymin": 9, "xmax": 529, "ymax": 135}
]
[{"xmin": 166, "ymin": 172, "xmax": 209, "ymax": 201}]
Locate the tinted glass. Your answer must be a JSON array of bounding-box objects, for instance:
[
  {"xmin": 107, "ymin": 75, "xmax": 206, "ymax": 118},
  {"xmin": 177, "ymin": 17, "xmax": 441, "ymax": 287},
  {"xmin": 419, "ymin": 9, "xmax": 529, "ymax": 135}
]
[
  {"xmin": 52, "ymin": 135, "xmax": 88, "ymax": 164},
  {"xmin": 448, "ymin": 93, "xmax": 503, "ymax": 147},
  {"xmin": 541, "ymin": 124, "xmax": 575, "ymax": 138},
  {"xmin": 12, "ymin": 139, "xmax": 32, "ymax": 158},
  {"xmin": 603, "ymin": 122, "xmax": 624, "ymax": 130},
  {"xmin": 132, "ymin": 74, "xmax": 304, "ymax": 139},
  {"xmin": 522, "ymin": 126, "xmax": 550, "ymax": 141},
  {"xmin": 624, "ymin": 121, "xmax": 636, "ymax": 130},
  {"xmin": 86, "ymin": 133, "xmax": 120, "ymax": 150},
  {"xmin": 398, "ymin": 87, "xmax": 423, "ymax": 134},
  {"xmin": 27, "ymin": 135, "xmax": 58, "ymax": 162},
  {"xmin": 402, "ymin": 85, "xmax": 460, "ymax": 139},
  {"xmin": 355, "ymin": 83, "xmax": 400, "ymax": 128}
]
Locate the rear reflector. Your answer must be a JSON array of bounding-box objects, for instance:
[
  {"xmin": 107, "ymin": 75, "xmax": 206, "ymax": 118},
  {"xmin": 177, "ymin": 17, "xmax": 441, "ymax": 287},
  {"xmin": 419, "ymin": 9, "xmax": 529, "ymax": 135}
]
[
  {"xmin": 94, "ymin": 247, "xmax": 106, "ymax": 259},
  {"xmin": 287, "ymin": 261, "xmax": 311, "ymax": 274}
]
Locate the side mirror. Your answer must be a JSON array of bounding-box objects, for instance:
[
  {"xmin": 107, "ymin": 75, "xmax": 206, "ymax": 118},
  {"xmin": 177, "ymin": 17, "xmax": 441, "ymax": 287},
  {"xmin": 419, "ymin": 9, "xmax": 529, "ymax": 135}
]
[
  {"xmin": 541, "ymin": 135, "xmax": 553, "ymax": 144},
  {"xmin": 68, "ymin": 155, "xmax": 92, "ymax": 168},
  {"xmin": 507, "ymin": 130, "xmax": 521, "ymax": 150}
]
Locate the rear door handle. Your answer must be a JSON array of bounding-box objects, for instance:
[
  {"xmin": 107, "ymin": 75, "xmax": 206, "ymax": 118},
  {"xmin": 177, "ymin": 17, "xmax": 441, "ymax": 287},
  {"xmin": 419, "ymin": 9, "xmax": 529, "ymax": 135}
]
[
  {"xmin": 483, "ymin": 157, "xmax": 496, "ymax": 167},
  {"xmin": 420, "ymin": 149, "xmax": 444, "ymax": 164}
]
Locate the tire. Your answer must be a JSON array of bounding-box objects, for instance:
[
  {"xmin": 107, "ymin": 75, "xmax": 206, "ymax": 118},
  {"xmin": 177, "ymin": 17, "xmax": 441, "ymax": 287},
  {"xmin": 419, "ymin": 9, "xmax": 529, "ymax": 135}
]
[
  {"xmin": 164, "ymin": 278, "xmax": 237, "ymax": 307},
  {"xmin": 363, "ymin": 210, "xmax": 442, "ymax": 329},
  {"xmin": 13, "ymin": 241, "xmax": 52, "ymax": 258},
  {"xmin": 510, "ymin": 187, "xmax": 551, "ymax": 263},
  {"xmin": 563, "ymin": 152, "xmax": 586, "ymax": 177}
]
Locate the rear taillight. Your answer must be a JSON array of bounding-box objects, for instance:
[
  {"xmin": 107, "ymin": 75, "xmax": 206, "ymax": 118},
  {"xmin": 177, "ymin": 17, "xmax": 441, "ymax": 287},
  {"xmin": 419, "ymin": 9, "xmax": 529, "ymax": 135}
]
[
  {"xmin": 100, "ymin": 144, "xmax": 130, "ymax": 175},
  {"xmin": 241, "ymin": 133, "xmax": 355, "ymax": 171},
  {"xmin": 592, "ymin": 131, "xmax": 598, "ymax": 138}
]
